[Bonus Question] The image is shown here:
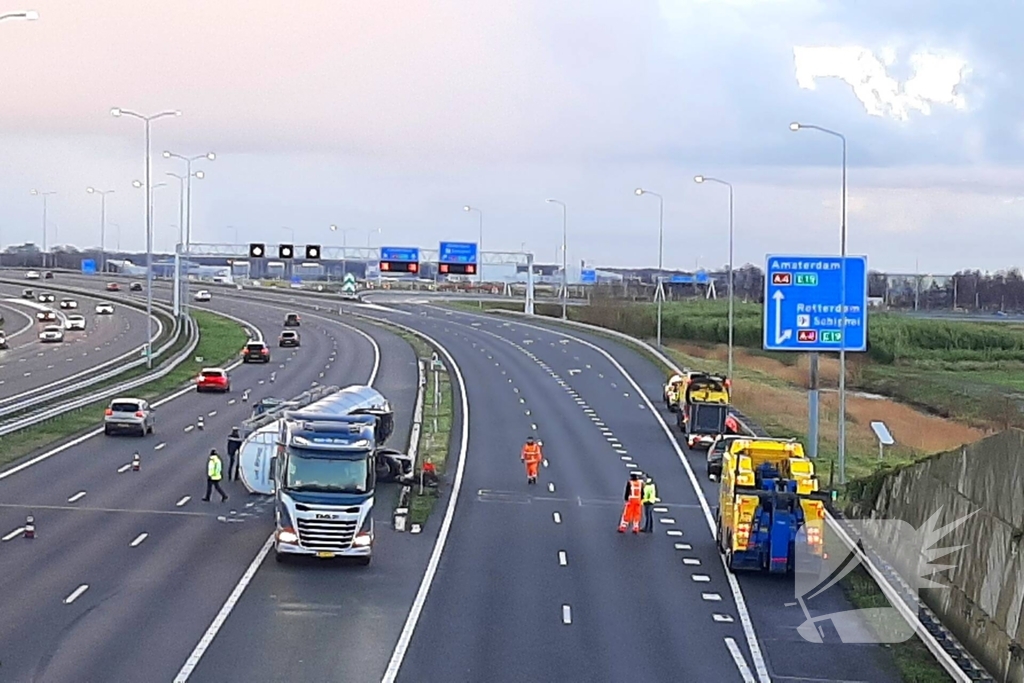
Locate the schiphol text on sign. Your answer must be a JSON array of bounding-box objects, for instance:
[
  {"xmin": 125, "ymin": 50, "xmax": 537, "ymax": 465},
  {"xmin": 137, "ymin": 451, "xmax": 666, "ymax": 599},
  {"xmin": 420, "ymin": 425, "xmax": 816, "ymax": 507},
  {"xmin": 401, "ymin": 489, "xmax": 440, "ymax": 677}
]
[
  {"xmin": 380, "ymin": 247, "xmax": 420, "ymax": 263},
  {"xmin": 438, "ymin": 241, "xmax": 478, "ymax": 264},
  {"xmin": 763, "ymin": 255, "xmax": 868, "ymax": 352}
]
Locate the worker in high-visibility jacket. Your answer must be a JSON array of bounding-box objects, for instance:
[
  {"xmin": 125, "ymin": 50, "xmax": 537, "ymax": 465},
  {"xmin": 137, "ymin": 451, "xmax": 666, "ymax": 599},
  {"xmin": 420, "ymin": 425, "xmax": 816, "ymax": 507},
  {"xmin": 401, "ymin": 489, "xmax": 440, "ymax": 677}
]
[
  {"xmin": 641, "ymin": 476, "xmax": 659, "ymax": 533},
  {"xmin": 618, "ymin": 471, "xmax": 644, "ymax": 533},
  {"xmin": 203, "ymin": 449, "xmax": 229, "ymax": 503},
  {"xmin": 521, "ymin": 436, "xmax": 543, "ymax": 485}
]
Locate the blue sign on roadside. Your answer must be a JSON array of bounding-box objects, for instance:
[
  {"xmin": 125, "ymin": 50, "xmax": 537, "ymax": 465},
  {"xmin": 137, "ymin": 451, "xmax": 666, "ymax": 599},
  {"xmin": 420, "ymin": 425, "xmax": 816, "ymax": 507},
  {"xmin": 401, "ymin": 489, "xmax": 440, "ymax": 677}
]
[
  {"xmin": 291, "ymin": 275, "xmax": 301, "ymax": 285},
  {"xmin": 380, "ymin": 247, "xmax": 420, "ymax": 262},
  {"xmin": 81, "ymin": 259, "xmax": 96, "ymax": 274},
  {"xmin": 439, "ymin": 241, "xmax": 478, "ymax": 265},
  {"xmin": 763, "ymin": 255, "xmax": 868, "ymax": 352},
  {"xmin": 580, "ymin": 268, "xmax": 597, "ymax": 284}
]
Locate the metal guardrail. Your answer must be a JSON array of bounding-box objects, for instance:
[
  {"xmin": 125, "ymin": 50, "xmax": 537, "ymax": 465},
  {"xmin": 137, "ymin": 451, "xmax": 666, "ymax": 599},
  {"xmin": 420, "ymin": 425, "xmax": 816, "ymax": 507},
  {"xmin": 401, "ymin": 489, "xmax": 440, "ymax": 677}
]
[
  {"xmin": 0, "ymin": 278, "xmax": 176, "ymax": 416},
  {"xmin": 490, "ymin": 310, "xmax": 988, "ymax": 683},
  {"xmin": 0, "ymin": 314, "xmax": 199, "ymax": 438}
]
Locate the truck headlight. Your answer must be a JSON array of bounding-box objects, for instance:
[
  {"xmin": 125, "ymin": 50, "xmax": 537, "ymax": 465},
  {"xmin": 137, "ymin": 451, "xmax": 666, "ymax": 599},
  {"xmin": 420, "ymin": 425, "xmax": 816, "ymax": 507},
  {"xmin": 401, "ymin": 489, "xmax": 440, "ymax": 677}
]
[
  {"xmin": 278, "ymin": 529, "xmax": 299, "ymax": 544},
  {"xmin": 353, "ymin": 533, "xmax": 372, "ymax": 547}
]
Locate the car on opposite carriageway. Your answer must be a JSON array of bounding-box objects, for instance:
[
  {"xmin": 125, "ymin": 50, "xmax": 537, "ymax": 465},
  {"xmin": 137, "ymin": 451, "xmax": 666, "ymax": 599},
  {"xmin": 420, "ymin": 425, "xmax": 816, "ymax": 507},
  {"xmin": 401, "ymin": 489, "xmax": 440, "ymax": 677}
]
[{"xmin": 278, "ymin": 330, "xmax": 300, "ymax": 347}]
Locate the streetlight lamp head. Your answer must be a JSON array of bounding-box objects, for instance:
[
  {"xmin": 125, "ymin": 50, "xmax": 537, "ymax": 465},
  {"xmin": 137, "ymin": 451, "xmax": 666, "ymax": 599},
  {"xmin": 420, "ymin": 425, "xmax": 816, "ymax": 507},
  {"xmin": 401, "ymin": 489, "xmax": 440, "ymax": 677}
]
[
  {"xmin": 206, "ymin": 152, "xmax": 216, "ymax": 160},
  {"xmin": 132, "ymin": 180, "xmax": 143, "ymax": 188},
  {"xmin": 162, "ymin": 151, "xmax": 171, "ymax": 158},
  {"xmin": 87, "ymin": 187, "xmax": 95, "ymax": 194},
  {"xmin": 330, "ymin": 225, "xmax": 338, "ymax": 231},
  {"xmin": 694, "ymin": 175, "xmax": 705, "ymax": 184},
  {"xmin": 790, "ymin": 122, "xmax": 801, "ymax": 131},
  {"xmin": 463, "ymin": 205, "xmax": 471, "ymax": 212},
  {"xmin": 634, "ymin": 188, "xmax": 644, "ymax": 196},
  {"xmin": 30, "ymin": 189, "xmax": 38, "ymax": 196},
  {"xmin": 24, "ymin": 10, "xmax": 39, "ymax": 20},
  {"xmin": 194, "ymin": 170, "xmax": 205, "ymax": 179}
]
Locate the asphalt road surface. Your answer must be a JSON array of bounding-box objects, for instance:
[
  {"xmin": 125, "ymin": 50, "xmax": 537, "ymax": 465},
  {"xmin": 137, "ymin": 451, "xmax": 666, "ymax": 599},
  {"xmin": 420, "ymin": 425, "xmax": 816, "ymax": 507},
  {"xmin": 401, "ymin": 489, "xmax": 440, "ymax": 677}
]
[{"xmin": 0, "ymin": 296, "xmax": 400, "ymax": 682}]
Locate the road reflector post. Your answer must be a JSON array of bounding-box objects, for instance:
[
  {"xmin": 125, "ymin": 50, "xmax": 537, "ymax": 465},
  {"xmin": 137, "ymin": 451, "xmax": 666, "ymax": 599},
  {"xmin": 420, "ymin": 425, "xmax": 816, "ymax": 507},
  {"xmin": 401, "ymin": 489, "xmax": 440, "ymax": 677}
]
[
  {"xmin": 24, "ymin": 515, "xmax": 35, "ymax": 539},
  {"xmin": 132, "ymin": 452, "xmax": 141, "ymax": 471}
]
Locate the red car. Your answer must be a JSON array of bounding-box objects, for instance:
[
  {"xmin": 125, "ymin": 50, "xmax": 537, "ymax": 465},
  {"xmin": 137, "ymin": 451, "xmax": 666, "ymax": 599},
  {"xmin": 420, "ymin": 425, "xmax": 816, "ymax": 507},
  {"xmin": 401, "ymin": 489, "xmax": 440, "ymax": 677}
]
[
  {"xmin": 196, "ymin": 368, "xmax": 230, "ymax": 393},
  {"xmin": 106, "ymin": 282, "xmax": 121, "ymax": 292}
]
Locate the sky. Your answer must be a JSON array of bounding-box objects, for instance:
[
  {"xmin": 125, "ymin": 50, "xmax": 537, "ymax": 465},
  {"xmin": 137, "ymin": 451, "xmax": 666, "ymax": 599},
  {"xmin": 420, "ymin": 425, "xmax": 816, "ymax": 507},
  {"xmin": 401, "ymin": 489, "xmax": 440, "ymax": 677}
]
[{"xmin": 0, "ymin": 0, "xmax": 1019, "ymax": 274}]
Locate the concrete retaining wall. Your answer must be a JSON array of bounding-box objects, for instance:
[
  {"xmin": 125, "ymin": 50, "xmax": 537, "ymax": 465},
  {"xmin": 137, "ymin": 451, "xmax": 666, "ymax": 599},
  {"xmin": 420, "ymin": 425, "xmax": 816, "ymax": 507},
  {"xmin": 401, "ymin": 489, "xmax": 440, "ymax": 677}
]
[{"xmin": 866, "ymin": 429, "xmax": 1024, "ymax": 681}]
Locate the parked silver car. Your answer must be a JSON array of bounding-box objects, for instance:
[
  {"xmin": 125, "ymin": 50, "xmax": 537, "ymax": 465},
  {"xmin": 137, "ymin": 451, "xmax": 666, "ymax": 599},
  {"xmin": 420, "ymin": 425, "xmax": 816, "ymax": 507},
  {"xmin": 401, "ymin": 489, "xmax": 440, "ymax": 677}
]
[{"xmin": 104, "ymin": 398, "xmax": 155, "ymax": 437}]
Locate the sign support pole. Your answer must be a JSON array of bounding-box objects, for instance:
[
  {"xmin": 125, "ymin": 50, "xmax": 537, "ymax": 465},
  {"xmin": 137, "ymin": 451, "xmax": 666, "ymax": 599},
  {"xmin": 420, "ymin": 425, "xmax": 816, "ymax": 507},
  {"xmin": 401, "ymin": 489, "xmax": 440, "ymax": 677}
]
[{"xmin": 808, "ymin": 353, "xmax": 819, "ymax": 459}]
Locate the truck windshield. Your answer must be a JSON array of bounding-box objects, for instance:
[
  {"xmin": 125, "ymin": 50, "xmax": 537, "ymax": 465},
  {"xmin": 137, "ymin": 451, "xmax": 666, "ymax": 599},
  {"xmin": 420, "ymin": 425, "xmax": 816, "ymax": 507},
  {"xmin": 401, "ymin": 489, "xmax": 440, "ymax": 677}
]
[{"xmin": 284, "ymin": 448, "xmax": 372, "ymax": 494}]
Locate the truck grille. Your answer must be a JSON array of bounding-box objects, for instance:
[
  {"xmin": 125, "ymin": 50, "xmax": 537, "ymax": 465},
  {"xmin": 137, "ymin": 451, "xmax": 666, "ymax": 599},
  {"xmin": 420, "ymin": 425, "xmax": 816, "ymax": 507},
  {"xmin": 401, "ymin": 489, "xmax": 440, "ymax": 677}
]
[{"xmin": 296, "ymin": 518, "xmax": 358, "ymax": 550}]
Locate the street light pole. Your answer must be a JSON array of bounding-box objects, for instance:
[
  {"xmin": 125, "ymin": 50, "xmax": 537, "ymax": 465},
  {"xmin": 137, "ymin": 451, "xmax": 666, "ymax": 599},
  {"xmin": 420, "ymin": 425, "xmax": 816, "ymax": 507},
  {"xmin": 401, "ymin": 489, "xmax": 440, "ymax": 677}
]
[
  {"xmin": 164, "ymin": 150, "xmax": 213, "ymax": 318},
  {"xmin": 112, "ymin": 107, "xmax": 180, "ymax": 368},
  {"xmin": 29, "ymin": 189, "xmax": 55, "ymax": 269},
  {"xmin": 694, "ymin": 176, "xmax": 735, "ymax": 380},
  {"xmin": 167, "ymin": 172, "xmax": 187, "ymax": 316},
  {"xmin": 790, "ymin": 121, "xmax": 848, "ymax": 481},
  {"xmin": 463, "ymin": 205, "xmax": 483, "ymax": 283},
  {"xmin": 86, "ymin": 188, "xmax": 114, "ymax": 275},
  {"xmin": 635, "ymin": 188, "xmax": 665, "ymax": 346},
  {"xmin": 546, "ymin": 199, "xmax": 568, "ymax": 319}
]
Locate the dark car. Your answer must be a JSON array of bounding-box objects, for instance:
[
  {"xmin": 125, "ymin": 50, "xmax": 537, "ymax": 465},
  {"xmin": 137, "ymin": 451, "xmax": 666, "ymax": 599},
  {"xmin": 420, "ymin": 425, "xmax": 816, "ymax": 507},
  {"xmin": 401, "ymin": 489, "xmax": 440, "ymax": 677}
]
[
  {"xmin": 278, "ymin": 330, "xmax": 300, "ymax": 347},
  {"xmin": 21, "ymin": 289, "xmax": 33, "ymax": 299},
  {"xmin": 43, "ymin": 271, "xmax": 54, "ymax": 279},
  {"xmin": 242, "ymin": 341, "xmax": 271, "ymax": 363},
  {"xmin": 129, "ymin": 282, "xmax": 143, "ymax": 292},
  {"xmin": 283, "ymin": 313, "xmax": 301, "ymax": 327}
]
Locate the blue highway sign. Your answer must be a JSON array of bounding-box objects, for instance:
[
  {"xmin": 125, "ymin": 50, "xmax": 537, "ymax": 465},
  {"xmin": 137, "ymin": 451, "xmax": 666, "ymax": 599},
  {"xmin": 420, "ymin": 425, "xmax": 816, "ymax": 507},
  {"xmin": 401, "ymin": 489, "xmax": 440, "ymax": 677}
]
[
  {"xmin": 580, "ymin": 268, "xmax": 597, "ymax": 284},
  {"xmin": 439, "ymin": 241, "xmax": 478, "ymax": 264},
  {"xmin": 763, "ymin": 255, "xmax": 867, "ymax": 352},
  {"xmin": 81, "ymin": 259, "xmax": 96, "ymax": 274},
  {"xmin": 380, "ymin": 247, "xmax": 420, "ymax": 262}
]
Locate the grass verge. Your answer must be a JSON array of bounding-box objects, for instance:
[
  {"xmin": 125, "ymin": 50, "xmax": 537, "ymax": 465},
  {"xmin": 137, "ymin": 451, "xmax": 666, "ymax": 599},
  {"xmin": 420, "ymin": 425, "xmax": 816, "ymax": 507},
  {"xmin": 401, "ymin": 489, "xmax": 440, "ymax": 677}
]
[
  {"xmin": 409, "ymin": 364, "xmax": 452, "ymax": 525},
  {"xmin": 0, "ymin": 310, "xmax": 249, "ymax": 469}
]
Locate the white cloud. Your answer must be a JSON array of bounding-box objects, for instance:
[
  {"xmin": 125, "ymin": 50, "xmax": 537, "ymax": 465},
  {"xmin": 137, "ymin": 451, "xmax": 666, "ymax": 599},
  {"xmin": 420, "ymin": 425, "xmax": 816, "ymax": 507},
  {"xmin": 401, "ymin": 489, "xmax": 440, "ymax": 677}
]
[{"xmin": 793, "ymin": 45, "xmax": 969, "ymax": 120}]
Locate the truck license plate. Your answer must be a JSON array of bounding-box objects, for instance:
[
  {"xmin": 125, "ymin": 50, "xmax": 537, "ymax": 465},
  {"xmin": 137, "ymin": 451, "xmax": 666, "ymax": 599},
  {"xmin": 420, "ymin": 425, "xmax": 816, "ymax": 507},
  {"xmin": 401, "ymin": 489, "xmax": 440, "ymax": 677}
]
[{"xmin": 316, "ymin": 552, "xmax": 335, "ymax": 559}]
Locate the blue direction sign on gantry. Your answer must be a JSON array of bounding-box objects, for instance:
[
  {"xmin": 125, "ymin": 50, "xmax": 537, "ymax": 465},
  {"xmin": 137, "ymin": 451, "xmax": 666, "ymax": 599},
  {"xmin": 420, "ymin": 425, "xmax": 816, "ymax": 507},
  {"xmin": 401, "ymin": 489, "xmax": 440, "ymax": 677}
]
[
  {"xmin": 763, "ymin": 255, "xmax": 868, "ymax": 352},
  {"xmin": 580, "ymin": 268, "xmax": 597, "ymax": 284},
  {"xmin": 380, "ymin": 247, "xmax": 420, "ymax": 262},
  {"xmin": 81, "ymin": 259, "xmax": 96, "ymax": 274},
  {"xmin": 438, "ymin": 241, "xmax": 478, "ymax": 264}
]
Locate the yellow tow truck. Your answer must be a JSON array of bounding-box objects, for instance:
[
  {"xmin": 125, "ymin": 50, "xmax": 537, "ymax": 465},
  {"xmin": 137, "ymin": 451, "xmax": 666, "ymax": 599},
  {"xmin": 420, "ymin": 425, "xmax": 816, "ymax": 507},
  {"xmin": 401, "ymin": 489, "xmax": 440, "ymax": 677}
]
[{"xmin": 716, "ymin": 439, "xmax": 829, "ymax": 574}]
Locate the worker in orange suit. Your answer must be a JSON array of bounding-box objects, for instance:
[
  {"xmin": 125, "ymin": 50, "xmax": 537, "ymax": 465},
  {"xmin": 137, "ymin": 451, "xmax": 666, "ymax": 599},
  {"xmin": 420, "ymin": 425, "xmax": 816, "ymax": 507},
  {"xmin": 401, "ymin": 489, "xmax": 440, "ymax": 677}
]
[
  {"xmin": 521, "ymin": 436, "xmax": 543, "ymax": 485},
  {"xmin": 619, "ymin": 471, "xmax": 644, "ymax": 534}
]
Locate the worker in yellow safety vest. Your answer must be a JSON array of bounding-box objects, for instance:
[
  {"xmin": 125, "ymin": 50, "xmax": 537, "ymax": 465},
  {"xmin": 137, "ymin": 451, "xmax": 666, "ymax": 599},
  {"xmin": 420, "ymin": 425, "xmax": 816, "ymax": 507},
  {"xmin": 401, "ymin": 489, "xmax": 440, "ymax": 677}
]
[
  {"xmin": 203, "ymin": 449, "xmax": 229, "ymax": 502},
  {"xmin": 641, "ymin": 476, "xmax": 659, "ymax": 533}
]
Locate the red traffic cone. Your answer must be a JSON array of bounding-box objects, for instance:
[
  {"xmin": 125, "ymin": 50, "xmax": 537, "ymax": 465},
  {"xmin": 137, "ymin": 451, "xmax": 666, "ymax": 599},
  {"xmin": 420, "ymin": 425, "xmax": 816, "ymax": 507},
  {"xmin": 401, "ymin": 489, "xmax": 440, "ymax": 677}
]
[
  {"xmin": 24, "ymin": 515, "xmax": 35, "ymax": 539},
  {"xmin": 132, "ymin": 452, "xmax": 141, "ymax": 471}
]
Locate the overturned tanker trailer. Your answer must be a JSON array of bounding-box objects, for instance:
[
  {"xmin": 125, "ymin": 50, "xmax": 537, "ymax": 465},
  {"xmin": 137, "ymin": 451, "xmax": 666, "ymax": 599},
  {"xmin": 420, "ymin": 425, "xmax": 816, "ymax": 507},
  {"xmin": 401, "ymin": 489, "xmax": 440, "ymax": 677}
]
[{"xmin": 238, "ymin": 385, "xmax": 412, "ymax": 564}]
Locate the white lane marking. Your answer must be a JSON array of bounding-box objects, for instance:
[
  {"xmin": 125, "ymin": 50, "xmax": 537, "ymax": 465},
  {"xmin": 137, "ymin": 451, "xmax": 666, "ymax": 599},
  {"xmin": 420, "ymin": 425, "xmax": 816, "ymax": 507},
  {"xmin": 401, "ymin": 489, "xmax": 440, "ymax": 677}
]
[
  {"xmin": 208, "ymin": 411, "xmax": 217, "ymax": 417},
  {"xmin": 184, "ymin": 425, "xmax": 194, "ymax": 432},
  {"xmin": 715, "ymin": 614, "xmax": 736, "ymax": 623},
  {"xmin": 553, "ymin": 512, "xmax": 561, "ymax": 524},
  {"xmin": 130, "ymin": 532, "xmax": 149, "ymax": 547},
  {"xmin": 615, "ymin": 449, "xmax": 629, "ymax": 455},
  {"xmin": 258, "ymin": 380, "xmax": 265, "ymax": 385},
  {"xmin": 172, "ymin": 535, "xmax": 274, "ymax": 682},
  {"xmin": 666, "ymin": 529, "xmax": 683, "ymax": 536},
  {"xmin": 525, "ymin": 410, "xmax": 531, "ymax": 416},
  {"xmin": 562, "ymin": 605, "xmax": 572, "ymax": 625},
  {"xmin": 548, "ymin": 482, "xmax": 555, "ymax": 493},
  {"xmin": 117, "ymin": 463, "xmax": 132, "ymax": 473},
  {"xmin": 703, "ymin": 592, "xmax": 723, "ymax": 601},
  {"xmin": 531, "ymin": 423, "xmax": 537, "ymax": 431},
  {"xmin": 542, "ymin": 459, "xmax": 548, "ymax": 467},
  {"xmin": 620, "ymin": 456, "xmax": 632, "ymax": 461},
  {"xmin": 683, "ymin": 558, "xmax": 702, "ymax": 566},
  {"xmin": 660, "ymin": 518, "xmax": 676, "ymax": 524},
  {"xmin": 155, "ymin": 443, "xmax": 166, "ymax": 450},
  {"xmin": 63, "ymin": 584, "xmax": 89, "ymax": 605},
  {"xmin": 2, "ymin": 527, "xmax": 25, "ymax": 542},
  {"xmin": 176, "ymin": 496, "xmax": 191, "ymax": 507},
  {"xmin": 625, "ymin": 463, "xmax": 638, "ymax": 469},
  {"xmin": 674, "ymin": 543, "xmax": 693, "ymax": 551},
  {"xmin": 67, "ymin": 491, "xmax": 87, "ymax": 504},
  {"xmin": 725, "ymin": 637, "xmax": 757, "ymax": 683},
  {"xmin": 228, "ymin": 399, "xmax": 236, "ymax": 405},
  {"xmin": 558, "ymin": 550, "xmax": 567, "ymax": 566},
  {"xmin": 653, "ymin": 506, "xmax": 669, "ymax": 513},
  {"xmin": 692, "ymin": 574, "xmax": 711, "ymax": 582}
]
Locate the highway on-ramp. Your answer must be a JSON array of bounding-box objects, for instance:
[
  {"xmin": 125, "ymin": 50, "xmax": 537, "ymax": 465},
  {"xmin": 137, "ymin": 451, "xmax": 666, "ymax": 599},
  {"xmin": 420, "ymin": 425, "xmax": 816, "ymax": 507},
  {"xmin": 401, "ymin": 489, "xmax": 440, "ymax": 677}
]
[{"xmin": 0, "ymin": 297, "xmax": 396, "ymax": 682}]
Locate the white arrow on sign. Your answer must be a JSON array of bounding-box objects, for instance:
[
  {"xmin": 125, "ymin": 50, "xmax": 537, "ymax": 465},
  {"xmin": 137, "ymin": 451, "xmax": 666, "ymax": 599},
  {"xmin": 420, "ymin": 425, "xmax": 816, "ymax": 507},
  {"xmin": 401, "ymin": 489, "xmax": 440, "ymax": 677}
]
[{"xmin": 773, "ymin": 290, "xmax": 792, "ymax": 345}]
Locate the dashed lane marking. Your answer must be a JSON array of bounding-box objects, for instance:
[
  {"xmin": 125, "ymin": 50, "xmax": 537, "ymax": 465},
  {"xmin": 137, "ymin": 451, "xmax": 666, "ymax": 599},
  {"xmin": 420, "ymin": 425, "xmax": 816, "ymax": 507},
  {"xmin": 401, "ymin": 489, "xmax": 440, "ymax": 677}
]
[
  {"xmin": 176, "ymin": 496, "xmax": 191, "ymax": 507},
  {"xmin": 67, "ymin": 491, "xmax": 87, "ymax": 504},
  {"xmin": 155, "ymin": 443, "xmax": 166, "ymax": 450},
  {"xmin": 130, "ymin": 532, "xmax": 149, "ymax": 547},
  {"xmin": 63, "ymin": 584, "xmax": 89, "ymax": 605},
  {"xmin": 553, "ymin": 512, "xmax": 561, "ymax": 524},
  {"xmin": 562, "ymin": 605, "xmax": 572, "ymax": 625},
  {"xmin": 558, "ymin": 551, "xmax": 567, "ymax": 566},
  {"xmin": 2, "ymin": 527, "xmax": 25, "ymax": 542},
  {"xmin": 702, "ymin": 593, "xmax": 722, "ymax": 601}
]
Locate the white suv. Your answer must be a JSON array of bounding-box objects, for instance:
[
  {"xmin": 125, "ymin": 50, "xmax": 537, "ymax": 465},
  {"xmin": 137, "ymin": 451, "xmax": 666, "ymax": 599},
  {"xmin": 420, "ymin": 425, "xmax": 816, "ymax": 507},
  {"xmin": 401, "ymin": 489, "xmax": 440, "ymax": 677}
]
[{"xmin": 104, "ymin": 398, "xmax": 155, "ymax": 437}]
